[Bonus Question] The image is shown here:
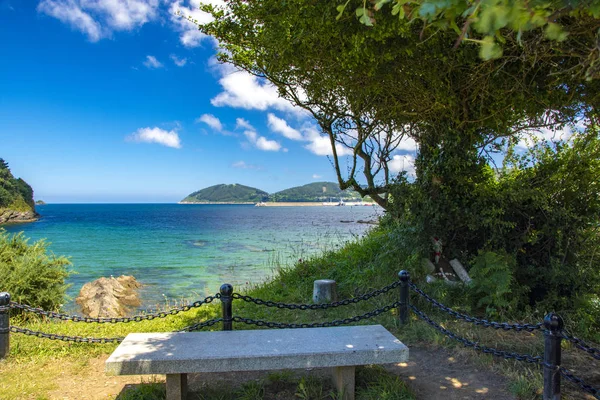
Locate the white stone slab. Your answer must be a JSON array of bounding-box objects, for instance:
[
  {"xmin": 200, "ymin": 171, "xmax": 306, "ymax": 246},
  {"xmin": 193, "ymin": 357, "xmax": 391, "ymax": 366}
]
[{"xmin": 106, "ymin": 325, "xmax": 408, "ymax": 375}]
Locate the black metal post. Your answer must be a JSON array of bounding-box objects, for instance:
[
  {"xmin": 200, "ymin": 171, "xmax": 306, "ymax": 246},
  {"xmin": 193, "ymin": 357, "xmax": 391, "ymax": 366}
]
[
  {"xmin": 543, "ymin": 312, "xmax": 564, "ymax": 400},
  {"xmin": 220, "ymin": 284, "xmax": 233, "ymax": 331},
  {"xmin": 0, "ymin": 292, "xmax": 10, "ymax": 359},
  {"xmin": 398, "ymin": 270, "xmax": 410, "ymax": 325}
]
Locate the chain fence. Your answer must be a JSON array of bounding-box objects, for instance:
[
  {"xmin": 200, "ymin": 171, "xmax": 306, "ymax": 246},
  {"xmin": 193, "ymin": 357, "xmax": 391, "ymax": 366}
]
[
  {"xmin": 5, "ymin": 294, "xmax": 220, "ymax": 323},
  {"xmin": 409, "ymin": 304, "xmax": 543, "ymax": 364},
  {"xmin": 560, "ymin": 331, "xmax": 600, "ymax": 361},
  {"xmin": 408, "ymin": 281, "xmax": 543, "ymax": 332},
  {"xmin": 232, "ymin": 301, "xmax": 401, "ymax": 329},
  {"xmin": 1, "ymin": 272, "xmax": 599, "ymax": 399},
  {"xmin": 232, "ymin": 280, "xmax": 400, "ymax": 310}
]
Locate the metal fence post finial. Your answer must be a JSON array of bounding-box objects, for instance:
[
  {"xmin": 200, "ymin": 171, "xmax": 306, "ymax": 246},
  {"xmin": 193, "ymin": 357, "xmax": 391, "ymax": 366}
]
[
  {"xmin": 220, "ymin": 284, "xmax": 233, "ymax": 331},
  {"xmin": 0, "ymin": 292, "xmax": 10, "ymax": 359},
  {"xmin": 398, "ymin": 270, "xmax": 410, "ymax": 325},
  {"xmin": 543, "ymin": 312, "xmax": 564, "ymax": 400}
]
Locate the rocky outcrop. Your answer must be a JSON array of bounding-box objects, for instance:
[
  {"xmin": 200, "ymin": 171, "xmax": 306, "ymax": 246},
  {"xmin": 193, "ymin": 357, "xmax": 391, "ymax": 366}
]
[
  {"xmin": 0, "ymin": 209, "xmax": 39, "ymax": 224},
  {"xmin": 76, "ymin": 275, "xmax": 142, "ymax": 318}
]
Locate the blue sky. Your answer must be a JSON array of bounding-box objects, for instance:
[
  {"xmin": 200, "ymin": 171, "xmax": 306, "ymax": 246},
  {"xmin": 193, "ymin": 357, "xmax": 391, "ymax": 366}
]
[{"xmin": 0, "ymin": 0, "xmax": 418, "ymax": 203}]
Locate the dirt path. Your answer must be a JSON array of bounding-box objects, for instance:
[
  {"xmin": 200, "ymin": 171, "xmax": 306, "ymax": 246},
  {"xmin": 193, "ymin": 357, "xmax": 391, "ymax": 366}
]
[
  {"xmin": 389, "ymin": 347, "xmax": 515, "ymax": 399},
  {"xmin": 42, "ymin": 345, "xmax": 516, "ymax": 400}
]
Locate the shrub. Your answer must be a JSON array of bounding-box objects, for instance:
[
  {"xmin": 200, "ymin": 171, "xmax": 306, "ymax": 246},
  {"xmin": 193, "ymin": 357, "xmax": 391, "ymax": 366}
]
[
  {"xmin": 0, "ymin": 229, "xmax": 71, "ymax": 312},
  {"xmin": 467, "ymin": 250, "xmax": 518, "ymax": 318}
]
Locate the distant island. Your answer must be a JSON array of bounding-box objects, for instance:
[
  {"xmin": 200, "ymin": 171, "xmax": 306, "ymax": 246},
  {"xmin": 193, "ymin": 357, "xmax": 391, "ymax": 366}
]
[
  {"xmin": 35, "ymin": 200, "xmax": 46, "ymax": 205},
  {"xmin": 0, "ymin": 158, "xmax": 39, "ymax": 224},
  {"xmin": 180, "ymin": 182, "xmax": 373, "ymax": 205}
]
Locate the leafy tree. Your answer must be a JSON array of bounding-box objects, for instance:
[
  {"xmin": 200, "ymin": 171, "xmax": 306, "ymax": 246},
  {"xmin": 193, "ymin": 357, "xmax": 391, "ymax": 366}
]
[
  {"xmin": 0, "ymin": 158, "xmax": 35, "ymax": 211},
  {"xmin": 339, "ymin": 0, "xmax": 600, "ymax": 79},
  {"xmin": 195, "ymin": 0, "xmax": 600, "ymax": 317},
  {"xmin": 196, "ymin": 0, "xmax": 591, "ymax": 220},
  {"xmin": 0, "ymin": 229, "xmax": 71, "ymax": 313}
]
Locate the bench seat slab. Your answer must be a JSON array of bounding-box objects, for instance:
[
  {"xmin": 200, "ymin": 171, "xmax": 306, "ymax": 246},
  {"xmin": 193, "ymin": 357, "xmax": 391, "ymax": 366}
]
[{"xmin": 106, "ymin": 325, "xmax": 408, "ymax": 376}]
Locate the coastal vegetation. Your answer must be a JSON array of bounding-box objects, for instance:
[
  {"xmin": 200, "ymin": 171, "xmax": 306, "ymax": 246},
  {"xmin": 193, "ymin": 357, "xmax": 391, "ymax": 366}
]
[
  {"xmin": 181, "ymin": 182, "xmax": 365, "ymax": 203},
  {"xmin": 270, "ymin": 182, "xmax": 362, "ymax": 202},
  {"xmin": 0, "ymin": 229, "xmax": 71, "ymax": 313},
  {"xmin": 1, "ymin": 221, "xmax": 597, "ymax": 399},
  {"xmin": 0, "ymin": 158, "xmax": 38, "ymax": 224},
  {"xmin": 181, "ymin": 183, "xmax": 269, "ymax": 203},
  {"xmin": 1, "ymin": 1, "xmax": 599, "ymax": 398}
]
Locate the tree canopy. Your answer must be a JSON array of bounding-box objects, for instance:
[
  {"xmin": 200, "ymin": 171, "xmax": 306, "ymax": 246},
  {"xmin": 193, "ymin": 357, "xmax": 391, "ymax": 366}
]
[
  {"xmin": 196, "ymin": 0, "xmax": 597, "ymax": 208},
  {"xmin": 340, "ymin": 0, "xmax": 600, "ymax": 80},
  {"xmin": 0, "ymin": 158, "xmax": 35, "ymax": 212}
]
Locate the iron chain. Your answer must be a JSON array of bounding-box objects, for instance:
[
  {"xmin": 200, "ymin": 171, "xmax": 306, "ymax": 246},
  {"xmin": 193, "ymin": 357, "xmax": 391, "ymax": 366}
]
[
  {"xmin": 408, "ymin": 282, "xmax": 542, "ymax": 332},
  {"xmin": 232, "ymin": 280, "xmax": 400, "ymax": 310},
  {"xmin": 179, "ymin": 318, "xmax": 224, "ymax": 332},
  {"xmin": 7, "ymin": 294, "xmax": 219, "ymax": 323},
  {"xmin": 232, "ymin": 301, "xmax": 402, "ymax": 329},
  {"xmin": 560, "ymin": 332, "xmax": 600, "ymax": 361},
  {"xmin": 559, "ymin": 366, "xmax": 600, "ymax": 399},
  {"xmin": 9, "ymin": 326, "xmax": 123, "ymax": 343},
  {"xmin": 410, "ymin": 305, "xmax": 543, "ymax": 364}
]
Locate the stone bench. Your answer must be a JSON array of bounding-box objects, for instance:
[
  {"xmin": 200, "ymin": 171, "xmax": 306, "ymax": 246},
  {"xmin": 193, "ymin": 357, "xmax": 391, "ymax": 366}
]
[{"xmin": 105, "ymin": 324, "xmax": 409, "ymax": 400}]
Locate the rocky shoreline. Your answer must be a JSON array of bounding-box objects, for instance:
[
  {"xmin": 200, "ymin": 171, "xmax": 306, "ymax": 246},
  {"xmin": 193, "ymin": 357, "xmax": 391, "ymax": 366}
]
[{"xmin": 0, "ymin": 209, "xmax": 39, "ymax": 225}]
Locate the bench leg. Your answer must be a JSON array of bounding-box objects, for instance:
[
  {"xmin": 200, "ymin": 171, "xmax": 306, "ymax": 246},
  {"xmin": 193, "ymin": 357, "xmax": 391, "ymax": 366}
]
[
  {"xmin": 166, "ymin": 373, "xmax": 188, "ymax": 400},
  {"xmin": 332, "ymin": 366, "xmax": 355, "ymax": 400}
]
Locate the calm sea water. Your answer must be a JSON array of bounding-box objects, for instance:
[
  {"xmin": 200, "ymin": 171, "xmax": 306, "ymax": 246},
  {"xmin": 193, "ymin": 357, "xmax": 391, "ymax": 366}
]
[{"xmin": 4, "ymin": 204, "xmax": 381, "ymax": 309}]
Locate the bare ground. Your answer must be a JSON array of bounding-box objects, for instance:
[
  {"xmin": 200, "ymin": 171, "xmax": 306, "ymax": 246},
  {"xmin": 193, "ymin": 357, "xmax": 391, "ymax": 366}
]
[{"xmin": 42, "ymin": 345, "xmax": 520, "ymax": 400}]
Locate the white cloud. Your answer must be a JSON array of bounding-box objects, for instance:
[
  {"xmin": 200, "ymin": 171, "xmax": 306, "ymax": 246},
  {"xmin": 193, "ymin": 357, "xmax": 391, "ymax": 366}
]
[
  {"xmin": 242, "ymin": 129, "xmax": 281, "ymax": 152},
  {"xmin": 236, "ymin": 118, "xmax": 254, "ymax": 130},
  {"xmin": 197, "ymin": 114, "xmax": 223, "ymax": 131},
  {"xmin": 389, "ymin": 154, "xmax": 416, "ymax": 177},
  {"xmin": 126, "ymin": 127, "xmax": 181, "ymax": 148},
  {"xmin": 516, "ymin": 125, "xmax": 577, "ymax": 151},
  {"xmin": 168, "ymin": 0, "xmax": 223, "ymax": 47},
  {"xmin": 303, "ymin": 133, "xmax": 353, "ymax": 156},
  {"xmin": 38, "ymin": 0, "xmax": 103, "ymax": 41},
  {"xmin": 211, "ymin": 68, "xmax": 303, "ymax": 116},
  {"xmin": 397, "ymin": 135, "xmax": 418, "ymax": 152},
  {"xmin": 256, "ymin": 137, "xmax": 281, "ymax": 151},
  {"xmin": 243, "ymin": 130, "xmax": 257, "ymax": 142},
  {"xmin": 312, "ymin": 174, "xmax": 322, "ymax": 179},
  {"xmin": 170, "ymin": 54, "xmax": 187, "ymax": 67},
  {"xmin": 143, "ymin": 55, "xmax": 163, "ymax": 69},
  {"xmin": 37, "ymin": 0, "xmax": 159, "ymax": 41},
  {"xmin": 267, "ymin": 114, "xmax": 303, "ymax": 140}
]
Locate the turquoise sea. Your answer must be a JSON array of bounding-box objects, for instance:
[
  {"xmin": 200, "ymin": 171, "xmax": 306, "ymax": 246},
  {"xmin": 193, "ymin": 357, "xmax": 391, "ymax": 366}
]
[{"xmin": 4, "ymin": 204, "xmax": 381, "ymax": 310}]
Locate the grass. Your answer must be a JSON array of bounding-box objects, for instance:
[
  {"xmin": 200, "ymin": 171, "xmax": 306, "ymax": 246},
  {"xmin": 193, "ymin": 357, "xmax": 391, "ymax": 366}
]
[
  {"xmin": 2, "ymin": 224, "xmax": 599, "ymax": 399},
  {"xmin": 115, "ymin": 366, "xmax": 414, "ymax": 400}
]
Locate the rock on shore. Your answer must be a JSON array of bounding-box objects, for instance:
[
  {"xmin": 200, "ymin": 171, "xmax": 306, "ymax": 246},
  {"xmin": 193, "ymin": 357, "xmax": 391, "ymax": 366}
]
[
  {"xmin": 76, "ymin": 275, "xmax": 142, "ymax": 318},
  {"xmin": 0, "ymin": 209, "xmax": 39, "ymax": 224}
]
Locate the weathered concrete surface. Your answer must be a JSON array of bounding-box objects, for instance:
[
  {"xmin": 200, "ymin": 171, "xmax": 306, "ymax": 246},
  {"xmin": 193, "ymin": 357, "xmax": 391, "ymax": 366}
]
[
  {"xmin": 313, "ymin": 279, "xmax": 337, "ymax": 303},
  {"xmin": 106, "ymin": 325, "xmax": 408, "ymax": 375},
  {"xmin": 76, "ymin": 275, "xmax": 141, "ymax": 318}
]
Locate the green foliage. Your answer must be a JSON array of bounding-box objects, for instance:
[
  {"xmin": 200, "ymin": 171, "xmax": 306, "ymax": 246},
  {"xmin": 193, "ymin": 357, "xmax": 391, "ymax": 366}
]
[
  {"xmin": 236, "ymin": 380, "xmax": 265, "ymax": 400},
  {"xmin": 182, "ymin": 182, "xmax": 365, "ymax": 203},
  {"xmin": 0, "ymin": 229, "xmax": 71, "ymax": 312},
  {"xmin": 270, "ymin": 182, "xmax": 362, "ymax": 202},
  {"xmin": 356, "ymin": 365, "xmax": 415, "ymax": 400},
  {"xmin": 468, "ymin": 251, "xmax": 516, "ymax": 317},
  {"xmin": 0, "ymin": 158, "xmax": 36, "ymax": 212},
  {"xmin": 342, "ymin": 0, "xmax": 600, "ymax": 78},
  {"xmin": 182, "ymin": 183, "xmax": 269, "ymax": 203},
  {"xmin": 391, "ymin": 128, "xmax": 600, "ymax": 329},
  {"xmin": 295, "ymin": 375, "xmax": 327, "ymax": 400},
  {"xmin": 118, "ymin": 378, "xmax": 166, "ymax": 400}
]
